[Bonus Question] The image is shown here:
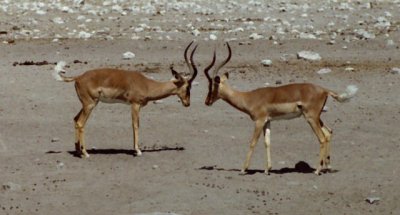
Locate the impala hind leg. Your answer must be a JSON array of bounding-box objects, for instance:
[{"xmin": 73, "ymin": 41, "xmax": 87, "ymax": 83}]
[
  {"xmin": 321, "ymin": 121, "xmax": 332, "ymax": 170},
  {"xmin": 306, "ymin": 117, "xmax": 328, "ymax": 175},
  {"xmin": 74, "ymin": 102, "xmax": 96, "ymax": 158},
  {"xmin": 263, "ymin": 120, "xmax": 272, "ymax": 175},
  {"xmin": 241, "ymin": 120, "xmax": 264, "ymax": 174},
  {"xmin": 131, "ymin": 103, "xmax": 142, "ymax": 156}
]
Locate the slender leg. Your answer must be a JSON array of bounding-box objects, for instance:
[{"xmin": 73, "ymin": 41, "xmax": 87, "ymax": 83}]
[
  {"xmin": 74, "ymin": 109, "xmax": 83, "ymax": 154},
  {"xmin": 306, "ymin": 117, "xmax": 327, "ymax": 175},
  {"xmin": 74, "ymin": 103, "xmax": 96, "ymax": 158},
  {"xmin": 263, "ymin": 120, "xmax": 272, "ymax": 175},
  {"xmin": 321, "ymin": 124, "xmax": 332, "ymax": 170},
  {"xmin": 241, "ymin": 120, "xmax": 264, "ymax": 174},
  {"xmin": 131, "ymin": 103, "xmax": 141, "ymax": 156}
]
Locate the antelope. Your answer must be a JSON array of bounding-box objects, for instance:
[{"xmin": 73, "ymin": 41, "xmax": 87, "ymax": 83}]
[
  {"xmin": 53, "ymin": 42, "xmax": 198, "ymax": 158},
  {"xmin": 204, "ymin": 43, "xmax": 358, "ymax": 175}
]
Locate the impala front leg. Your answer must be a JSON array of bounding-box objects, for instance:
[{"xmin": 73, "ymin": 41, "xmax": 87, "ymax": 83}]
[
  {"xmin": 131, "ymin": 103, "xmax": 141, "ymax": 156},
  {"xmin": 263, "ymin": 120, "xmax": 272, "ymax": 175},
  {"xmin": 241, "ymin": 120, "xmax": 264, "ymax": 174}
]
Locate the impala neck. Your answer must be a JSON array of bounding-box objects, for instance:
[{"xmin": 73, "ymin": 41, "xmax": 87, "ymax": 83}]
[
  {"xmin": 146, "ymin": 80, "xmax": 177, "ymax": 101},
  {"xmin": 219, "ymin": 83, "xmax": 251, "ymax": 116}
]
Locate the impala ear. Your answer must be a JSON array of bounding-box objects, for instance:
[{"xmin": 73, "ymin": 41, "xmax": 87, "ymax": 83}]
[
  {"xmin": 170, "ymin": 64, "xmax": 181, "ymax": 80},
  {"xmin": 224, "ymin": 72, "xmax": 229, "ymax": 79}
]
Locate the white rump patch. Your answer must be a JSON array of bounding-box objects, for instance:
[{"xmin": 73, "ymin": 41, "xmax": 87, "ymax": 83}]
[{"xmin": 53, "ymin": 61, "xmax": 67, "ymax": 81}]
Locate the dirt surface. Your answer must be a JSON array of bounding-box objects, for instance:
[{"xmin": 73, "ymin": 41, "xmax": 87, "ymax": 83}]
[{"xmin": 1, "ymin": 1, "xmax": 400, "ymax": 215}]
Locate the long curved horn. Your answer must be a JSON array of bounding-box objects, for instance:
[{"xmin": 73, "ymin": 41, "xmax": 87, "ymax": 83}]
[
  {"xmin": 204, "ymin": 50, "xmax": 216, "ymax": 83},
  {"xmin": 184, "ymin": 41, "xmax": 197, "ymax": 83},
  {"xmin": 188, "ymin": 44, "xmax": 198, "ymax": 83},
  {"xmin": 212, "ymin": 42, "xmax": 232, "ymax": 78}
]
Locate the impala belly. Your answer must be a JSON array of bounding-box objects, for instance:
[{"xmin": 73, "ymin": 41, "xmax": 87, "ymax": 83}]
[
  {"xmin": 269, "ymin": 102, "xmax": 303, "ymax": 121},
  {"xmin": 98, "ymin": 87, "xmax": 130, "ymax": 104}
]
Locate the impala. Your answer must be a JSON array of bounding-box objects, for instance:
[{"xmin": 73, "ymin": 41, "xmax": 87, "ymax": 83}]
[
  {"xmin": 204, "ymin": 43, "xmax": 358, "ymax": 175},
  {"xmin": 53, "ymin": 42, "xmax": 198, "ymax": 158}
]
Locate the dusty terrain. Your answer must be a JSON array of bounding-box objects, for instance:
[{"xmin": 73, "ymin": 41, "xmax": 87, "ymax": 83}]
[{"xmin": 1, "ymin": 1, "xmax": 400, "ymax": 214}]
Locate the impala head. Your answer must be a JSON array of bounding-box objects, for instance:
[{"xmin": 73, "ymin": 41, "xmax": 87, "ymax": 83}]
[
  {"xmin": 204, "ymin": 42, "xmax": 232, "ymax": 106},
  {"xmin": 170, "ymin": 41, "xmax": 198, "ymax": 107}
]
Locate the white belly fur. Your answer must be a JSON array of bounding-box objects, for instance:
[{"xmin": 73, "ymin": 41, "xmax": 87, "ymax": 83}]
[
  {"xmin": 269, "ymin": 102, "xmax": 303, "ymax": 121},
  {"xmin": 99, "ymin": 97, "xmax": 130, "ymax": 104},
  {"xmin": 270, "ymin": 112, "xmax": 302, "ymax": 121}
]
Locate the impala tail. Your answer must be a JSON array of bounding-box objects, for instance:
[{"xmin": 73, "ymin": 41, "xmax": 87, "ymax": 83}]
[
  {"xmin": 330, "ymin": 85, "xmax": 358, "ymax": 102},
  {"xmin": 53, "ymin": 61, "xmax": 76, "ymax": 82}
]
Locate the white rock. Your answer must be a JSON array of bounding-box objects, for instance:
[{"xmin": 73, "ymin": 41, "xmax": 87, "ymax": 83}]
[
  {"xmin": 249, "ymin": 33, "xmax": 263, "ymax": 40},
  {"xmin": 78, "ymin": 31, "xmax": 92, "ymax": 39},
  {"xmin": 345, "ymin": 67, "xmax": 355, "ymax": 71},
  {"xmin": 299, "ymin": 32, "xmax": 317, "ymax": 39},
  {"xmin": 36, "ymin": 10, "xmax": 46, "ymax": 15},
  {"xmin": 354, "ymin": 29, "xmax": 375, "ymax": 40},
  {"xmin": 192, "ymin": 29, "xmax": 200, "ymax": 36},
  {"xmin": 297, "ymin": 51, "xmax": 321, "ymax": 61},
  {"xmin": 317, "ymin": 68, "xmax": 332, "ymax": 74},
  {"xmin": 152, "ymin": 165, "xmax": 159, "ymax": 169},
  {"xmin": 366, "ymin": 197, "xmax": 380, "ymax": 204},
  {"xmin": 153, "ymin": 100, "xmax": 164, "ymax": 104},
  {"xmin": 134, "ymin": 27, "xmax": 144, "ymax": 33},
  {"xmin": 209, "ymin": 34, "xmax": 217, "ymax": 40},
  {"xmin": 53, "ymin": 17, "xmax": 64, "ymax": 24},
  {"xmin": 123, "ymin": 51, "xmax": 135, "ymax": 59},
  {"xmin": 390, "ymin": 67, "xmax": 400, "ymax": 74},
  {"xmin": 261, "ymin": 59, "xmax": 272, "ymax": 66}
]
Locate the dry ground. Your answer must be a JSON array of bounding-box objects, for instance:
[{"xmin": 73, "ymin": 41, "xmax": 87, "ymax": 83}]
[{"xmin": 0, "ymin": 38, "xmax": 399, "ymax": 214}]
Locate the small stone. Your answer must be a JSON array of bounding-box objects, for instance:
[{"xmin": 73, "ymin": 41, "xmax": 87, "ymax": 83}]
[
  {"xmin": 192, "ymin": 29, "xmax": 200, "ymax": 36},
  {"xmin": 275, "ymin": 80, "xmax": 282, "ymax": 85},
  {"xmin": 249, "ymin": 33, "xmax": 264, "ymax": 40},
  {"xmin": 366, "ymin": 197, "xmax": 380, "ymax": 204},
  {"xmin": 345, "ymin": 67, "xmax": 355, "ymax": 71},
  {"xmin": 56, "ymin": 161, "xmax": 64, "ymax": 169},
  {"xmin": 51, "ymin": 137, "xmax": 60, "ymax": 143},
  {"xmin": 123, "ymin": 52, "xmax": 135, "ymax": 60},
  {"xmin": 354, "ymin": 29, "xmax": 375, "ymax": 40},
  {"xmin": 299, "ymin": 32, "xmax": 316, "ymax": 39},
  {"xmin": 317, "ymin": 68, "xmax": 332, "ymax": 74},
  {"xmin": 152, "ymin": 165, "xmax": 159, "ymax": 169},
  {"xmin": 390, "ymin": 67, "xmax": 400, "ymax": 74},
  {"xmin": 261, "ymin": 59, "xmax": 272, "ymax": 67},
  {"xmin": 209, "ymin": 34, "xmax": 217, "ymax": 40},
  {"xmin": 297, "ymin": 51, "xmax": 321, "ymax": 61}
]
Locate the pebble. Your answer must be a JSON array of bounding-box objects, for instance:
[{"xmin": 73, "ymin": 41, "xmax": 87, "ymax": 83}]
[
  {"xmin": 123, "ymin": 52, "xmax": 135, "ymax": 59},
  {"xmin": 390, "ymin": 67, "xmax": 400, "ymax": 74},
  {"xmin": 261, "ymin": 59, "xmax": 272, "ymax": 67},
  {"xmin": 366, "ymin": 197, "xmax": 380, "ymax": 204},
  {"xmin": 317, "ymin": 68, "xmax": 332, "ymax": 74},
  {"xmin": 297, "ymin": 51, "xmax": 321, "ymax": 61}
]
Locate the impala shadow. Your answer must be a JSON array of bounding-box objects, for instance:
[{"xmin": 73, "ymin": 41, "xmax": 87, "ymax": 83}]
[
  {"xmin": 197, "ymin": 161, "xmax": 335, "ymax": 175},
  {"xmin": 49, "ymin": 146, "xmax": 185, "ymax": 157}
]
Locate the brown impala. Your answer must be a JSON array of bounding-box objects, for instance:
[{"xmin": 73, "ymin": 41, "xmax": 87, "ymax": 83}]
[
  {"xmin": 204, "ymin": 43, "xmax": 358, "ymax": 175},
  {"xmin": 53, "ymin": 42, "xmax": 198, "ymax": 158}
]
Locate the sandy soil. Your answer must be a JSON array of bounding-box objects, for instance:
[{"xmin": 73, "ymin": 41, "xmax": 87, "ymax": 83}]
[{"xmin": 1, "ymin": 1, "xmax": 400, "ymax": 215}]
